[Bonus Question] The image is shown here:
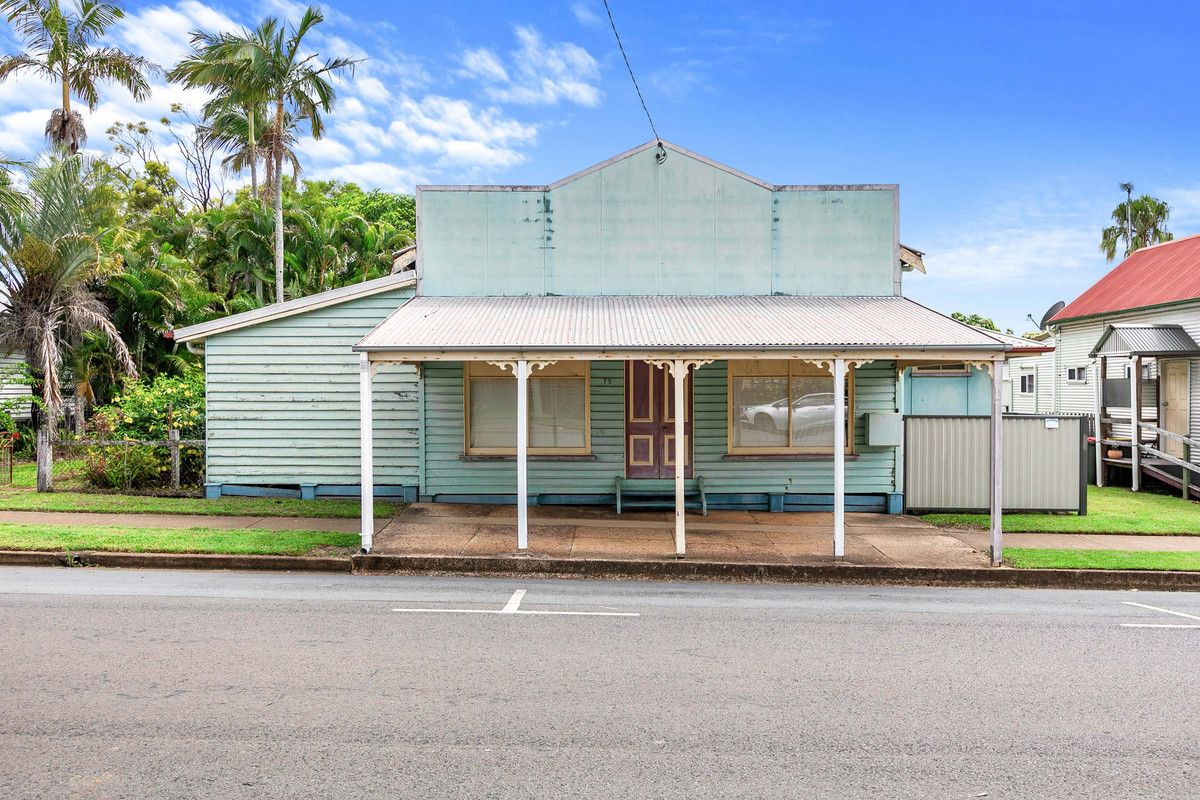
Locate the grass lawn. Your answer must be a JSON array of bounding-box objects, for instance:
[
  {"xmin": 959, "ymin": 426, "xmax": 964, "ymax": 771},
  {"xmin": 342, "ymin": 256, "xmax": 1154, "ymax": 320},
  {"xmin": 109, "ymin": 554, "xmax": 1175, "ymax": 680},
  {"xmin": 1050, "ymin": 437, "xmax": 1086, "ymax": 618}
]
[
  {"xmin": 923, "ymin": 485, "xmax": 1200, "ymax": 535},
  {"xmin": 0, "ymin": 488, "xmax": 395, "ymax": 519},
  {"xmin": 6, "ymin": 460, "xmax": 394, "ymax": 517},
  {"xmin": 11, "ymin": 459, "xmax": 83, "ymax": 487},
  {"xmin": 1005, "ymin": 547, "xmax": 1200, "ymax": 571},
  {"xmin": 0, "ymin": 522, "xmax": 359, "ymax": 556}
]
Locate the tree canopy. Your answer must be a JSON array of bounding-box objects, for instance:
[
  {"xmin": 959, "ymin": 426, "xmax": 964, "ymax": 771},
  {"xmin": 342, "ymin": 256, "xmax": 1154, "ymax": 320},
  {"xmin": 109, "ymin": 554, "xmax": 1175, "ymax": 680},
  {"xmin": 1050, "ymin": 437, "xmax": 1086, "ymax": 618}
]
[{"xmin": 1100, "ymin": 195, "xmax": 1173, "ymax": 261}]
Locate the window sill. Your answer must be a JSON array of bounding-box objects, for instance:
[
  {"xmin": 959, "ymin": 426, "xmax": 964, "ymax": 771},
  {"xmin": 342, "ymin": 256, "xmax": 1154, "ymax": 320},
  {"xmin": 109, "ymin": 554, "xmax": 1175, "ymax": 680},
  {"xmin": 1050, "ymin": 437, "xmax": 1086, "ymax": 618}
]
[
  {"xmin": 460, "ymin": 454, "xmax": 598, "ymax": 462},
  {"xmin": 722, "ymin": 453, "xmax": 861, "ymax": 462}
]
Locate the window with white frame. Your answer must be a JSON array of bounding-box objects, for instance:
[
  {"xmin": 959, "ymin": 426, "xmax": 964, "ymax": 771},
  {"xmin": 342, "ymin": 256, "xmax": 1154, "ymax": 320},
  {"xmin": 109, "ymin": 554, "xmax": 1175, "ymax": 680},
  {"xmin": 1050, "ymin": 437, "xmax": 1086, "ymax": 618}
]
[
  {"xmin": 911, "ymin": 362, "xmax": 970, "ymax": 376},
  {"xmin": 464, "ymin": 362, "xmax": 590, "ymax": 455},
  {"xmin": 1019, "ymin": 373, "xmax": 1035, "ymax": 394},
  {"xmin": 728, "ymin": 360, "xmax": 853, "ymax": 454},
  {"xmin": 1066, "ymin": 366, "xmax": 1088, "ymax": 383},
  {"xmin": 1122, "ymin": 363, "xmax": 1151, "ymax": 380}
]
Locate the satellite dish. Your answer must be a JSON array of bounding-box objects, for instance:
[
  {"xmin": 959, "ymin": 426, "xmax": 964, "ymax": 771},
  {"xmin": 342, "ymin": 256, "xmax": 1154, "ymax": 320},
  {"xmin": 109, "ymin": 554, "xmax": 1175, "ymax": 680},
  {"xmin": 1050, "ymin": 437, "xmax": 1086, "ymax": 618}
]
[{"xmin": 1038, "ymin": 300, "xmax": 1066, "ymax": 330}]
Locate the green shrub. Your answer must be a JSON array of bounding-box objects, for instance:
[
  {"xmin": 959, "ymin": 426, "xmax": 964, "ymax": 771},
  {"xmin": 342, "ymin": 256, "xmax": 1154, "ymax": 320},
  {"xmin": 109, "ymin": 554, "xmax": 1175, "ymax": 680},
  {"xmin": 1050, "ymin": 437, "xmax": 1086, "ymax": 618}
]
[
  {"xmin": 82, "ymin": 371, "xmax": 206, "ymax": 491},
  {"xmin": 83, "ymin": 444, "xmax": 166, "ymax": 490},
  {"xmin": 98, "ymin": 370, "xmax": 205, "ymax": 440}
]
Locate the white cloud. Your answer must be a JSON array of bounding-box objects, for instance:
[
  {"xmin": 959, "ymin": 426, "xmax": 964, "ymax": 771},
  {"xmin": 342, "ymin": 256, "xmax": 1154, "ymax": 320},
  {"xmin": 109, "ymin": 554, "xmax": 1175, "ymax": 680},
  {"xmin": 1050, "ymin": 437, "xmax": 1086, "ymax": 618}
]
[
  {"xmin": 571, "ymin": 2, "xmax": 603, "ymax": 27},
  {"xmin": 460, "ymin": 48, "xmax": 508, "ymax": 83},
  {"xmin": 296, "ymin": 136, "xmax": 353, "ymax": 163},
  {"xmin": 387, "ymin": 95, "xmax": 536, "ymax": 171},
  {"xmin": 310, "ymin": 160, "xmax": 428, "ymax": 190},
  {"xmin": 115, "ymin": 1, "xmax": 240, "ymax": 70},
  {"xmin": 1159, "ymin": 186, "xmax": 1200, "ymax": 230},
  {"xmin": 480, "ymin": 25, "xmax": 601, "ymax": 107},
  {"xmin": 0, "ymin": 1, "xmax": 599, "ymax": 192},
  {"xmin": 353, "ymin": 76, "xmax": 392, "ymax": 105}
]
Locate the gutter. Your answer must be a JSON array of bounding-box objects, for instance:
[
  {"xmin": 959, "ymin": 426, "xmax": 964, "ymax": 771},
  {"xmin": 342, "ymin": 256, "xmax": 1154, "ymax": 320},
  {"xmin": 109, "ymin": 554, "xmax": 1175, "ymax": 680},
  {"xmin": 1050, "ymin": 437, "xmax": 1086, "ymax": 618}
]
[{"xmin": 352, "ymin": 343, "xmax": 1008, "ymax": 354}]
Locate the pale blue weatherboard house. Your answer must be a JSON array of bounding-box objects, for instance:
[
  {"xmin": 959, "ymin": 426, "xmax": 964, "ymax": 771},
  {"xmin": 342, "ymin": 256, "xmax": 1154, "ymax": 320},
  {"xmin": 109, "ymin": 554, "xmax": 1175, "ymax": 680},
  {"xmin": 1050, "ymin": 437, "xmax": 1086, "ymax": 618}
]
[{"xmin": 175, "ymin": 141, "xmax": 1010, "ymax": 557}]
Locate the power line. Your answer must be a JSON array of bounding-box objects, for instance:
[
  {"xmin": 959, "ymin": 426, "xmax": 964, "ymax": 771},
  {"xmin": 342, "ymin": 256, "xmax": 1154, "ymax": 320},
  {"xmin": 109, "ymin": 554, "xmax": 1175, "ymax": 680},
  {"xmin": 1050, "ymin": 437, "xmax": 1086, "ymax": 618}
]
[{"xmin": 602, "ymin": 0, "xmax": 664, "ymax": 158}]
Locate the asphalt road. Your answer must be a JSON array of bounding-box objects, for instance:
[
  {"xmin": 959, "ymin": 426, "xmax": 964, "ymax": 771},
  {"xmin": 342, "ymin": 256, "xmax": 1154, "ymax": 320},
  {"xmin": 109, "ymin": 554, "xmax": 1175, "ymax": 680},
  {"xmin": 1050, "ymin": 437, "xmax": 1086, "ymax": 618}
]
[{"xmin": 1, "ymin": 567, "xmax": 1198, "ymax": 799}]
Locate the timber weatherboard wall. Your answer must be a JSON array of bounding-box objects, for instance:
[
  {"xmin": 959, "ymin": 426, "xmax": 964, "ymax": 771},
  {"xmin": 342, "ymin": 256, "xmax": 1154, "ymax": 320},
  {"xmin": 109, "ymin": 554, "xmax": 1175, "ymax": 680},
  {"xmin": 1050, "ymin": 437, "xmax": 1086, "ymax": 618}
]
[
  {"xmin": 902, "ymin": 366, "xmax": 994, "ymax": 416},
  {"xmin": 204, "ymin": 286, "xmax": 419, "ymax": 491},
  {"xmin": 421, "ymin": 360, "xmax": 899, "ymax": 506},
  {"xmin": 0, "ymin": 352, "xmax": 31, "ymax": 419},
  {"xmin": 417, "ymin": 144, "xmax": 899, "ymax": 298},
  {"xmin": 1051, "ymin": 303, "xmax": 1199, "ymax": 462}
]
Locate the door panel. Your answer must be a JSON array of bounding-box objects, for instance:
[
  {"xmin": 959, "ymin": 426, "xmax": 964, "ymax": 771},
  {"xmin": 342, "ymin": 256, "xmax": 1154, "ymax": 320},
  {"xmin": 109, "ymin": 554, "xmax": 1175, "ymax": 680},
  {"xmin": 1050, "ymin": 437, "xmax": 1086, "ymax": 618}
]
[
  {"xmin": 625, "ymin": 361, "xmax": 693, "ymax": 478},
  {"xmin": 1162, "ymin": 360, "xmax": 1190, "ymax": 459}
]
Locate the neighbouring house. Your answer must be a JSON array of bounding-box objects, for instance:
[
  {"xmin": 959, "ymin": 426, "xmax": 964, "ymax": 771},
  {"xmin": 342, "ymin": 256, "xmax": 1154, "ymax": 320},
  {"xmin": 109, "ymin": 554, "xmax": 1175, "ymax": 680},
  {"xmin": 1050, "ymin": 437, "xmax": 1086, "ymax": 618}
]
[
  {"xmin": 175, "ymin": 141, "xmax": 1016, "ymax": 559},
  {"xmin": 1045, "ymin": 234, "xmax": 1200, "ymax": 495},
  {"xmin": 901, "ymin": 328, "xmax": 1053, "ymax": 416},
  {"xmin": 0, "ymin": 350, "xmax": 32, "ymax": 422}
]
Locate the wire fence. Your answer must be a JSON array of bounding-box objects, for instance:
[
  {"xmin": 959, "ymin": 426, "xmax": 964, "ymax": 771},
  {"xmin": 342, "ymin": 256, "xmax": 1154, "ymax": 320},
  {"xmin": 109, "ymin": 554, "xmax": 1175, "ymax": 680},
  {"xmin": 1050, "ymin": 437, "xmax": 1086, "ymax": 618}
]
[{"xmin": 39, "ymin": 432, "xmax": 206, "ymax": 495}]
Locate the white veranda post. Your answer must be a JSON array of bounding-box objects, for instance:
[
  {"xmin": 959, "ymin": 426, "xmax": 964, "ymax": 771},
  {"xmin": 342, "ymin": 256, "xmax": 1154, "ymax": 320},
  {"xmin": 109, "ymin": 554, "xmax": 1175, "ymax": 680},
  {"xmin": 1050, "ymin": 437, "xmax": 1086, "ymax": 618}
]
[
  {"xmin": 833, "ymin": 358, "xmax": 846, "ymax": 559},
  {"xmin": 673, "ymin": 360, "xmax": 686, "ymax": 557},
  {"xmin": 1130, "ymin": 356, "xmax": 1141, "ymax": 492},
  {"xmin": 516, "ymin": 360, "xmax": 531, "ymax": 551},
  {"xmin": 990, "ymin": 360, "xmax": 1004, "ymax": 566},
  {"xmin": 359, "ymin": 353, "xmax": 374, "ymax": 553},
  {"xmin": 1093, "ymin": 357, "xmax": 1104, "ymax": 488}
]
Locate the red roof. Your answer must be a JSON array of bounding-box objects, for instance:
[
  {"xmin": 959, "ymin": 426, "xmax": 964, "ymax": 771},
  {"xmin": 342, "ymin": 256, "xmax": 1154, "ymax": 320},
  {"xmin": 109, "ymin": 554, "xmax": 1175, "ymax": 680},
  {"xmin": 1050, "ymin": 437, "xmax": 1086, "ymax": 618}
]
[{"xmin": 1053, "ymin": 234, "xmax": 1200, "ymax": 322}]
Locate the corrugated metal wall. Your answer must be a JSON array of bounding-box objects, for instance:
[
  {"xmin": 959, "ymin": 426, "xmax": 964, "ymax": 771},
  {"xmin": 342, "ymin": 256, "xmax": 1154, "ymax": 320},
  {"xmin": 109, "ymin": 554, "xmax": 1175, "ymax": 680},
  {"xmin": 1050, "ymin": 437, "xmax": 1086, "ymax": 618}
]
[{"xmin": 904, "ymin": 415, "xmax": 1086, "ymax": 512}]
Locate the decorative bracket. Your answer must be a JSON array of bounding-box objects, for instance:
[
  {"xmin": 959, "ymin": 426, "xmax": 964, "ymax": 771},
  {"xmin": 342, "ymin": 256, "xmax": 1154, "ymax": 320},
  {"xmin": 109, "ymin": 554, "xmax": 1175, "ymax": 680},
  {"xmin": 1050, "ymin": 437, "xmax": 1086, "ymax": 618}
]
[
  {"xmin": 645, "ymin": 359, "xmax": 713, "ymax": 377},
  {"xmin": 487, "ymin": 360, "xmax": 557, "ymax": 378},
  {"xmin": 964, "ymin": 360, "xmax": 998, "ymax": 377}
]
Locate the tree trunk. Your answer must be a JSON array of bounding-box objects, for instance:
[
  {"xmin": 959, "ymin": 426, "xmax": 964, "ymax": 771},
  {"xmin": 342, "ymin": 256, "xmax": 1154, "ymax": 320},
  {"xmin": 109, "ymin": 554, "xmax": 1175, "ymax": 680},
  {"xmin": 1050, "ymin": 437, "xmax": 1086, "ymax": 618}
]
[
  {"xmin": 247, "ymin": 106, "xmax": 258, "ymax": 199},
  {"xmin": 273, "ymin": 100, "xmax": 285, "ymax": 304},
  {"xmin": 35, "ymin": 420, "xmax": 52, "ymax": 492}
]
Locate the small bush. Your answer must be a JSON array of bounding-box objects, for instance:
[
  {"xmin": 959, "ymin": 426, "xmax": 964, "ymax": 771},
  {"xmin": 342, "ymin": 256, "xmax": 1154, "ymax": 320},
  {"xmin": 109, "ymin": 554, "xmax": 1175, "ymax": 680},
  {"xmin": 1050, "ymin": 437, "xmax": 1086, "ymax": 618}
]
[
  {"xmin": 84, "ymin": 444, "xmax": 165, "ymax": 491},
  {"xmin": 98, "ymin": 370, "xmax": 205, "ymax": 440},
  {"xmin": 80, "ymin": 370, "xmax": 205, "ymax": 491}
]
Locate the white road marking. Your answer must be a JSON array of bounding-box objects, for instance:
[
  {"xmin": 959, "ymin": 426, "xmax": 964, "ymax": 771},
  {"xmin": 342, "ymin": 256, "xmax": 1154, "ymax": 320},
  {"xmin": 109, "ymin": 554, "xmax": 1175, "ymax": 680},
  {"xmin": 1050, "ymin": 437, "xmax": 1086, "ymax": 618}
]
[
  {"xmin": 391, "ymin": 607, "xmax": 640, "ymax": 617},
  {"xmin": 502, "ymin": 589, "xmax": 526, "ymax": 613},
  {"xmin": 1121, "ymin": 623, "xmax": 1200, "ymax": 629},
  {"xmin": 1123, "ymin": 601, "xmax": 1200, "ymax": 622},
  {"xmin": 392, "ymin": 587, "xmax": 640, "ymax": 618}
]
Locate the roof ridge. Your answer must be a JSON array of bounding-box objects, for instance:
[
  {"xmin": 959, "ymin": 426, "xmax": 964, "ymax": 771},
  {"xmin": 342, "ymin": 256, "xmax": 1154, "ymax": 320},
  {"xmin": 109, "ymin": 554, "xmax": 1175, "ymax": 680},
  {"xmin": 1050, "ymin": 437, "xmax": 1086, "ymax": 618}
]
[{"xmin": 1131, "ymin": 231, "xmax": 1200, "ymax": 254}]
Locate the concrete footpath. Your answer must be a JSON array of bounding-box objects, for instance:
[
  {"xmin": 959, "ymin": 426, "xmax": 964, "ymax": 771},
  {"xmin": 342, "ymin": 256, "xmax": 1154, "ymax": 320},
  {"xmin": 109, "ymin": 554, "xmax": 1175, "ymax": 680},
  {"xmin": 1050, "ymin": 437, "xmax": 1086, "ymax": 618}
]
[
  {"xmin": 5, "ymin": 507, "xmax": 1200, "ymax": 591},
  {"xmin": 5, "ymin": 508, "xmax": 1200, "ymax": 555}
]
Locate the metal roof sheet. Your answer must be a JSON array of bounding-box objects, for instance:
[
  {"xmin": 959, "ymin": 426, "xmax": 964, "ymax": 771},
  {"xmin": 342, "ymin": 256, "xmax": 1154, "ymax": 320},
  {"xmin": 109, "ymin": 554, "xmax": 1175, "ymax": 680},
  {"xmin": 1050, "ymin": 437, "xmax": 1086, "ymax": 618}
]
[
  {"xmin": 1053, "ymin": 234, "xmax": 1200, "ymax": 322},
  {"xmin": 1091, "ymin": 324, "xmax": 1200, "ymax": 357},
  {"xmin": 970, "ymin": 326, "xmax": 1053, "ymax": 353},
  {"xmin": 355, "ymin": 295, "xmax": 1005, "ymax": 353}
]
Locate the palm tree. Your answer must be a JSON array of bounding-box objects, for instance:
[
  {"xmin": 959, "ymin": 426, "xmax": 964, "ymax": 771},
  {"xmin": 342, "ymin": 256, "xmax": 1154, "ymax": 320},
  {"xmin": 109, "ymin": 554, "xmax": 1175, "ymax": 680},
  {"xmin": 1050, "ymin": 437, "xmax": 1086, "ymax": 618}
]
[
  {"xmin": 0, "ymin": 0, "xmax": 155, "ymax": 154},
  {"xmin": 170, "ymin": 7, "xmax": 357, "ymax": 303},
  {"xmin": 169, "ymin": 42, "xmax": 268, "ymax": 198},
  {"xmin": 1101, "ymin": 195, "xmax": 1174, "ymax": 261},
  {"xmin": 199, "ymin": 103, "xmax": 301, "ymax": 201},
  {"xmin": 0, "ymin": 154, "xmax": 135, "ymax": 490}
]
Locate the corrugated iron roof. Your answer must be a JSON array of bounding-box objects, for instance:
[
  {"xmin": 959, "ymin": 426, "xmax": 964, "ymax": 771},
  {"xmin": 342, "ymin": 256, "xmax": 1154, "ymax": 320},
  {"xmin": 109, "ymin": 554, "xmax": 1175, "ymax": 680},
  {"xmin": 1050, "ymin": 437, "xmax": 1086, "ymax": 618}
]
[
  {"xmin": 970, "ymin": 325, "xmax": 1054, "ymax": 354},
  {"xmin": 355, "ymin": 295, "xmax": 1005, "ymax": 353},
  {"xmin": 1053, "ymin": 234, "xmax": 1200, "ymax": 322},
  {"xmin": 1091, "ymin": 324, "xmax": 1200, "ymax": 357}
]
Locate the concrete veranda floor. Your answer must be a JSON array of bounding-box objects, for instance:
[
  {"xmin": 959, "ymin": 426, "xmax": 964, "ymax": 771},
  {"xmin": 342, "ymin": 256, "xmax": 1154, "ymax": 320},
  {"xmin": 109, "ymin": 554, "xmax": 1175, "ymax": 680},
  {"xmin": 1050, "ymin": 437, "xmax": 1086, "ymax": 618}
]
[{"xmin": 372, "ymin": 504, "xmax": 993, "ymax": 568}]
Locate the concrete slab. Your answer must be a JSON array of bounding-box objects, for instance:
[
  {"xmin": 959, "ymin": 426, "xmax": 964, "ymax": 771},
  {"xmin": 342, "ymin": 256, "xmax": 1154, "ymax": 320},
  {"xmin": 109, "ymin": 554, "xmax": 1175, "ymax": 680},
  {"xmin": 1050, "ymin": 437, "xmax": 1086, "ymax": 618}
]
[{"xmin": 859, "ymin": 533, "xmax": 989, "ymax": 568}]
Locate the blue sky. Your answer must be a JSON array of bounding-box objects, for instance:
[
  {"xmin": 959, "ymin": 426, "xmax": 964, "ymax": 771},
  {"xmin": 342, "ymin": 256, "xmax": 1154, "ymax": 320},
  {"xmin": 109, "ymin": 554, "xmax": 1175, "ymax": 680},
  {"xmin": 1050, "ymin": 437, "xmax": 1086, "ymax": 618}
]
[{"xmin": 1, "ymin": 0, "xmax": 1199, "ymax": 332}]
